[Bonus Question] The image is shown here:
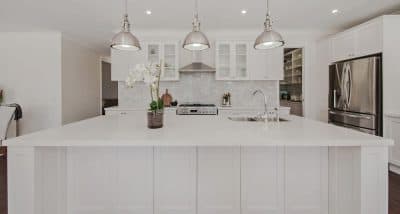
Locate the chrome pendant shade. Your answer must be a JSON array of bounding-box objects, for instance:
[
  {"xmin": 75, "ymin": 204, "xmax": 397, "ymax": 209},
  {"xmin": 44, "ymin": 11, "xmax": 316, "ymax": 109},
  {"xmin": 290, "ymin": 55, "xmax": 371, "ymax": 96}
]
[
  {"xmin": 111, "ymin": 0, "xmax": 141, "ymax": 51},
  {"xmin": 254, "ymin": 0, "xmax": 284, "ymax": 50},
  {"xmin": 183, "ymin": 0, "xmax": 210, "ymax": 51}
]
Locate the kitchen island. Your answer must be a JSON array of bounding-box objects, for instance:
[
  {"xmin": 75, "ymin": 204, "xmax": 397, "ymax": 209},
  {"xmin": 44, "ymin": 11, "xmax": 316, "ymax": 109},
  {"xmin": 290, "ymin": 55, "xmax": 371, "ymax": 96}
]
[{"xmin": 5, "ymin": 112, "xmax": 392, "ymax": 214}]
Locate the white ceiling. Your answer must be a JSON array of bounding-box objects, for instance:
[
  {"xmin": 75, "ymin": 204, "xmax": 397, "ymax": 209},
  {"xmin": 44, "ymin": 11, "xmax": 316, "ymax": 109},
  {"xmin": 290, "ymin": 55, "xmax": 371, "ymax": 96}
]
[{"xmin": 1, "ymin": 0, "xmax": 399, "ymax": 55}]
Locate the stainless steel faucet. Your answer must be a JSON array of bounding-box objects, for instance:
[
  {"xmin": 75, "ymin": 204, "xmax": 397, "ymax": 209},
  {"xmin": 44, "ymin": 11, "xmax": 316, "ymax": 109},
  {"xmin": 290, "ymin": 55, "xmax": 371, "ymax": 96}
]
[{"xmin": 252, "ymin": 89, "xmax": 268, "ymax": 117}]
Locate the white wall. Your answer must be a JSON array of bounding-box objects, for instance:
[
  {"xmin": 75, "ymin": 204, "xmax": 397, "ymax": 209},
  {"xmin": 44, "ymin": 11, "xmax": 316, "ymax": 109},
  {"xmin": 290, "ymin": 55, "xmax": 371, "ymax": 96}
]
[
  {"xmin": 61, "ymin": 37, "xmax": 101, "ymax": 125},
  {"xmin": 0, "ymin": 32, "xmax": 62, "ymax": 134},
  {"xmin": 382, "ymin": 15, "xmax": 400, "ymax": 116},
  {"xmin": 307, "ymin": 39, "xmax": 330, "ymax": 122},
  {"xmin": 0, "ymin": 32, "xmax": 102, "ymax": 135}
]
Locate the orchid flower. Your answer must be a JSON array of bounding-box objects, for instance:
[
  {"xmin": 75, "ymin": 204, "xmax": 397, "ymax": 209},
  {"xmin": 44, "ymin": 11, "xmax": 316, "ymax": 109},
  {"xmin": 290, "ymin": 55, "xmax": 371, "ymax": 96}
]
[{"xmin": 125, "ymin": 60, "xmax": 163, "ymax": 106}]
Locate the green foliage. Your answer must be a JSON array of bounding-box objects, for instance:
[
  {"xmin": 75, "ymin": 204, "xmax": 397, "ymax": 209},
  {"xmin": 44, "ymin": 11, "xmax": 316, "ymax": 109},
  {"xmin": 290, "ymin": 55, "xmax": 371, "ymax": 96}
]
[{"xmin": 149, "ymin": 99, "xmax": 164, "ymax": 111}]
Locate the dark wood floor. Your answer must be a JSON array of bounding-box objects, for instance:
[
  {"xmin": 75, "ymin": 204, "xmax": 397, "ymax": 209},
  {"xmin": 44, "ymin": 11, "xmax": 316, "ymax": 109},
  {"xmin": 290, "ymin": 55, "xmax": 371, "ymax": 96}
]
[
  {"xmin": 390, "ymin": 171, "xmax": 400, "ymax": 214},
  {"xmin": 0, "ymin": 147, "xmax": 7, "ymax": 214}
]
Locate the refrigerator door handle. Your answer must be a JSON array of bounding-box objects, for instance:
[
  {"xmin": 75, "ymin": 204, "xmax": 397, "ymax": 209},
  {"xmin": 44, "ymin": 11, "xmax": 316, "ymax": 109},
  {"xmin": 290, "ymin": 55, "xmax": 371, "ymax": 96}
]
[
  {"xmin": 333, "ymin": 90, "xmax": 337, "ymax": 108},
  {"xmin": 347, "ymin": 64, "xmax": 352, "ymax": 107},
  {"xmin": 328, "ymin": 110, "xmax": 373, "ymax": 120},
  {"xmin": 342, "ymin": 63, "xmax": 352, "ymax": 109}
]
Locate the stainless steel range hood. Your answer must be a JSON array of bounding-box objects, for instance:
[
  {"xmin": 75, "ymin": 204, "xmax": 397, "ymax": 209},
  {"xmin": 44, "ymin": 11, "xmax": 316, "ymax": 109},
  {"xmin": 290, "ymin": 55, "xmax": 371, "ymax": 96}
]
[
  {"xmin": 180, "ymin": 62, "xmax": 215, "ymax": 73},
  {"xmin": 179, "ymin": 51, "xmax": 215, "ymax": 73}
]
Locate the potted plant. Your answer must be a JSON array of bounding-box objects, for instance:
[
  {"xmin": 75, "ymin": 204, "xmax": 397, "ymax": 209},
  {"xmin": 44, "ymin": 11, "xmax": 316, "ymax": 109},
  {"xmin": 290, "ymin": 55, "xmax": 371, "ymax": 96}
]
[{"xmin": 126, "ymin": 61, "xmax": 164, "ymax": 129}]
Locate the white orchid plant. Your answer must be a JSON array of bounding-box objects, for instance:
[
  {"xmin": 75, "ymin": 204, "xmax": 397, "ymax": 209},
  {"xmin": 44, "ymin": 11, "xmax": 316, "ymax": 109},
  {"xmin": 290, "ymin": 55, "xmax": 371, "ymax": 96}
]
[{"xmin": 126, "ymin": 61, "xmax": 164, "ymax": 112}]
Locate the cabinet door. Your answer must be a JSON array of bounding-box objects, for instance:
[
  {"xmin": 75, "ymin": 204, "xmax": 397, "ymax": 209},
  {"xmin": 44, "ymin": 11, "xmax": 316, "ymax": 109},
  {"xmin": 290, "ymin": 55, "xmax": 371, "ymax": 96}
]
[
  {"xmin": 111, "ymin": 48, "xmax": 146, "ymax": 81},
  {"xmin": 285, "ymin": 147, "xmax": 328, "ymax": 214},
  {"xmin": 249, "ymin": 47, "xmax": 283, "ymax": 80},
  {"xmin": 248, "ymin": 47, "xmax": 270, "ymax": 80},
  {"xmin": 386, "ymin": 117, "xmax": 400, "ymax": 167},
  {"xmin": 146, "ymin": 42, "xmax": 162, "ymax": 64},
  {"xmin": 161, "ymin": 42, "xmax": 179, "ymax": 81},
  {"xmin": 114, "ymin": 148, "xmax": 154, "ymax": 214},
  {"xmin": 67, "ymin": 148, "xmax": 116, "ymax": 214},
  {"xmin": 67, "ymin": 148, "xmax": 154, "ymax": 214},
  {"xmin": 241, "ymin": 147, "xmax": 284, "ymax": 214},
  {"xmin": 355, "ymin": 19, "xmax": 383, "ymax": 57},
  {"xmin": 234, "ymin": 43, "xmax": 249, "ymax": 80},
  {"xmin": 154, "ymin": 148, "xmax": 196, "ymax": 214},
  {"xmin": 216, "ymin": 42, "xmax": 233, "ymax": 80},
  {"xmin": 269, "ymin": 47, "xmax": 284, "ymax": 80},
  {"xmin": 331, "ymin": 32, "xmax": 356, "ymax": 62},
  {"xmin": 198, "ymin": 147, "xmax": 240, "ymax": 214}
]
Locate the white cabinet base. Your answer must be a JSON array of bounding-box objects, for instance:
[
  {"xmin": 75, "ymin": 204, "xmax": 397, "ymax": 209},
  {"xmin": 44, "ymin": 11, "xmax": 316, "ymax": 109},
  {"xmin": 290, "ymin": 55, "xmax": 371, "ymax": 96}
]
[{"xmin": 8, "ymin": 146, "xmax": 388, "ymax": 214}]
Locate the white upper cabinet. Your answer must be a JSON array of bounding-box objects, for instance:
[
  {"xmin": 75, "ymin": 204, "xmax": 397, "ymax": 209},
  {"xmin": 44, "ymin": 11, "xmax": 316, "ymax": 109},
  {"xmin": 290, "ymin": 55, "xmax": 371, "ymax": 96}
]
[
  {"xmin": 162, "ymin": 43, "xmax": 180, "ymax": 81},
  {"xmin": 216, "ymin": 41, "xmax": 283, "ymax": 80},
  {"xmin": 331, "ymin": 17, "xmax": 383, "ymax": 62},
  {"xmin": 331, "ymin": 32, "xmax": 356, "ymax": 62},
  {"xmin": 111, "ymin": 48, "xmax": 146, "ymax": 81},
  {"xmin": 145, "ymin": 41, "xmax": 180, "ymax": 81},
  {"xmin": 111, "ymin": 41, "xmax": 179, "ymax": 81},
  {"xmin": 216, "ymin": 41, "xmax": 249, "ymax": 80},
  {"xmin": 248, "ymin": 46, "xmax": 283, "ymax": 80},
  {"xmin": 268, "ymin": 47, "xmax": 284, "ymax": 80},
  {"xmin": 146, "ymin": 42, "xmax": 162, "ymax": 64},
  {"xmin": 355, "ymin": 18, "xmax": 383, "ymax": 57}
]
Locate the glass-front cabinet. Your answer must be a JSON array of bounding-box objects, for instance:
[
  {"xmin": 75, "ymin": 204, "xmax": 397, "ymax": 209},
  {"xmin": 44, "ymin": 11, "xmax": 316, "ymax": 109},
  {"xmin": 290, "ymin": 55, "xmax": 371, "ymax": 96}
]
[
  {"xmin": 216, "ymin": 41, "xmax": 249, "ymax": 80},
  {"xmin": 145, "ymin": 41, "xmax": 179, "ymax": 81}
]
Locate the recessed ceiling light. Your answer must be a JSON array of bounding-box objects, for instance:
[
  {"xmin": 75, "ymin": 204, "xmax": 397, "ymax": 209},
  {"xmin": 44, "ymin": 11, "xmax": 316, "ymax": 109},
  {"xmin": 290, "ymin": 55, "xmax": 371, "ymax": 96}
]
[
  {"xmin": 331, "ymin": 9, "xmax": 339, "ymax": 14},
  {"xmin": 241, "ymin": 9, "xmax": 247, "ymax": 15},
  {"xmin": 145, "ymin": 10, "xmax": 152, "ymax": 15}
]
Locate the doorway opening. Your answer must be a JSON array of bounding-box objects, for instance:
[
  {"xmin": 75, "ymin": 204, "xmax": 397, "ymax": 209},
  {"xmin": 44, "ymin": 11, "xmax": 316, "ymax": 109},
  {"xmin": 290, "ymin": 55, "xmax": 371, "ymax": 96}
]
[
  {"xmin": 280, "ymin": 48, "xmax": 304, "ymax": 116},
  {"xmin": 101, "ymin": 61, "xmax": 118, "ymax": 115}
]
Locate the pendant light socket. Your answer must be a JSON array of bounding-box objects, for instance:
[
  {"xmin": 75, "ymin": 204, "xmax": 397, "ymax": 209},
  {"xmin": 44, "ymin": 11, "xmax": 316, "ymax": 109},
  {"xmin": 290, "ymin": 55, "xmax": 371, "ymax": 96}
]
[
  {"xmin": 254, "ymin": 0, "xmax": 284, "ymax": 50},
  {"xmin": 111, "ymin": 0, "xmax": 141, "ymax": 51},
  {"xmin": 183, "ymin": 0, "xmax": 210, "ymax": 51}
]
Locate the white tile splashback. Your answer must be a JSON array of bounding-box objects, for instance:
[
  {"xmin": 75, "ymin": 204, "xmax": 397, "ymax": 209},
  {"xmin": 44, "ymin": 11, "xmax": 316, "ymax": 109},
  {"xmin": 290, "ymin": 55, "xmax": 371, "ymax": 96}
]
[{"xmin": 118, "ymin": 72, "xmax": 278, "ymax": 109}]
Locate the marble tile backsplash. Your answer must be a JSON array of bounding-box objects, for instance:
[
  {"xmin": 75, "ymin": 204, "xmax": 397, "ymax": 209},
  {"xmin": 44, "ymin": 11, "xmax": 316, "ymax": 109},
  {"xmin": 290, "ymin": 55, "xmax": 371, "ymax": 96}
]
[{"xmin": 118, "ymin": 73, "xmax": 278, "ymax": 109}]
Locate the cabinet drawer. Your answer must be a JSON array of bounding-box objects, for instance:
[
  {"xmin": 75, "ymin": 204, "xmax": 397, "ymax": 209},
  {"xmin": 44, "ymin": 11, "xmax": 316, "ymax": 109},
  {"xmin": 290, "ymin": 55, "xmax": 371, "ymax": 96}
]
[{"xmin": 105, "ymin": 110, "xmax": 134, "ymax": 116}]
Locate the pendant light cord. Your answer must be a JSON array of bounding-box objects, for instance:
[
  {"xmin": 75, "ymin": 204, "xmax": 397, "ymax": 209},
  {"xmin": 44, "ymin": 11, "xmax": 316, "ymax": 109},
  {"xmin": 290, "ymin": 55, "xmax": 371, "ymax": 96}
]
[
  {"xmin": 192, "ymin": 0, "xmax": 200, "ymax": 31},
  {"xmin": 125, "ymin": 0, "xmax": 128, "ymax": 15},
  {"xmin": 264, "ymin": 0, "xmax": 272, "ymax": 30},
  {"xmin": 194, "ymin": 0, "xmax": 198, "ymax": 17}
]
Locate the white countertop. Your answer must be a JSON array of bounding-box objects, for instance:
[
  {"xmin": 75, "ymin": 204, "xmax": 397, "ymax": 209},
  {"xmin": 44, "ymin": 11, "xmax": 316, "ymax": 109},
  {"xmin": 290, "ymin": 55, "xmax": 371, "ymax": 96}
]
[{"xmin": 5, "ymin": 111, "xmax": 392, "ymax": 147}]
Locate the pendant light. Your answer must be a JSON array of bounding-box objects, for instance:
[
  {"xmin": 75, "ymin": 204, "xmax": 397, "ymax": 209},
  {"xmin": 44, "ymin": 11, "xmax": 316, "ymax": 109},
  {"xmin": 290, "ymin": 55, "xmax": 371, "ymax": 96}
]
[
  {"xmin": 111, "ymin": 0, "xmax": 141, "ymax": 51},
  {"xmin": 183, "ymin": 0, "xmax": 210, "ymax": 51},
  {"xmin": 254, "ymin": 0, "xmax": 284, "ymax": 50}
]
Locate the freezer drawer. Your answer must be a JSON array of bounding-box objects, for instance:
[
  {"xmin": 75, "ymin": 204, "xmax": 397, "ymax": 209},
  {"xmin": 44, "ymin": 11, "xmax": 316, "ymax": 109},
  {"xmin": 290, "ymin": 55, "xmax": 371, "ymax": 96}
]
[
  {"xmin": 329, "ymin": 121, "xmax": 375, "ymax": 135},
  {"xmin": 328, "ymin": 110, "xmax": 376, "ymax": 130}
]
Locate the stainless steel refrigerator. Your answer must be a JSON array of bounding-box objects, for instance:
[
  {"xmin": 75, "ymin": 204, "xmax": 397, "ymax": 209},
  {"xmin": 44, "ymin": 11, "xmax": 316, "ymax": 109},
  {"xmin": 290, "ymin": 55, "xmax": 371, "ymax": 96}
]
[{"xmin": 328, "ymin": 55, "xmax": 382, "ymax": 136}]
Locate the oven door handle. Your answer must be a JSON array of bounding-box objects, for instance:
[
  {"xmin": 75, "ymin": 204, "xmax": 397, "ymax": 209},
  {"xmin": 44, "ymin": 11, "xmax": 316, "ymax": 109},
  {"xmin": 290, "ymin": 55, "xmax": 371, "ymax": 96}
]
[{"xmin": 329, "ymin": 110, "xmax": 373, "ymax": 120}]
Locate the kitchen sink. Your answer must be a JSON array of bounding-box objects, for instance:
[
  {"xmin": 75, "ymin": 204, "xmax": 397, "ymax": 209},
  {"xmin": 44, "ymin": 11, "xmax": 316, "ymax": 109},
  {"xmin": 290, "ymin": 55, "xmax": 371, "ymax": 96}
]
[{"xmin": 228, "ymin": 115, "xmax": 289, "ymax": 122}]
